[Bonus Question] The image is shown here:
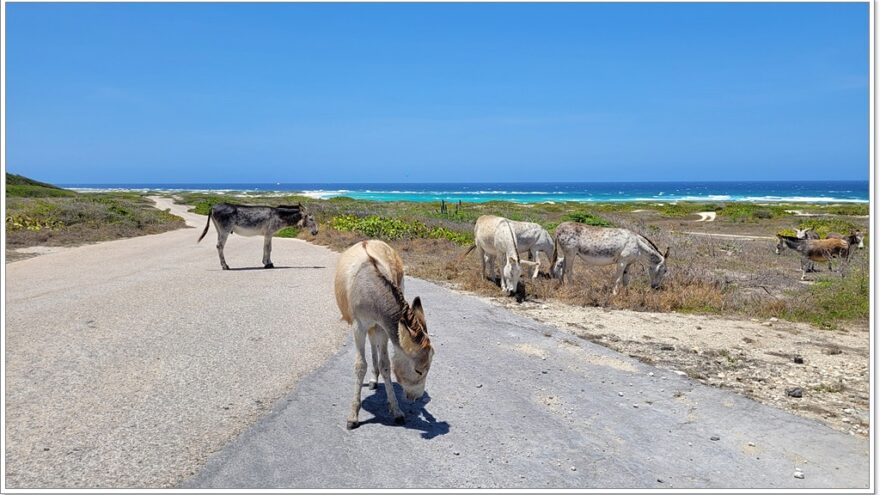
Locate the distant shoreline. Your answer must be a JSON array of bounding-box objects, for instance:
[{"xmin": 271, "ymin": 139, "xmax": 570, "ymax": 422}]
[{"xmin": 59, "ymin": 180, "xmax": 870, "ymax": 204}]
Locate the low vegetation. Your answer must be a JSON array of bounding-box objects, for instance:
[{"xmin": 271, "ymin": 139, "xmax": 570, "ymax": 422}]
[
  {"xmin": 170, "ymin": 191, "xmax": 867, "ymax": 329},
  {"xmin": 11, "ymin": 180, "xmax": 865, "ymax": 328},
  {"xmin": 5, "ymin": 174, "xmax": 186, "ymax": 255}
]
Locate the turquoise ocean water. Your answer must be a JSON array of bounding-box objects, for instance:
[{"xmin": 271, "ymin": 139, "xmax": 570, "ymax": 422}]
[{"xmin": 63, "ymin": 181, "xmax": 869, "ymax": 204}]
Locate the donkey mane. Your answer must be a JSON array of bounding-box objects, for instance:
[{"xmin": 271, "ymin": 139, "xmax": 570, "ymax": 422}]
[
  {"xmin": 361, "ymin": 242, "xmax": 430, "ymax": 349},
  {"xmin": 638, "ymin": 234, "xmax": 663, "ymax": 259}
]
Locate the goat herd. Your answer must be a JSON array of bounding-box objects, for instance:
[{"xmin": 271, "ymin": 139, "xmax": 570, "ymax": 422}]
[{"xmin": 197, "ymin": 202, "xmax": 865, "ymax": 428}]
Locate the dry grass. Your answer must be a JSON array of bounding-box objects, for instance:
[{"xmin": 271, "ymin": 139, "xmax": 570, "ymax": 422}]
[{"xmin": 301, "ymin": 215, "xmax": 869, "ymax": 329}]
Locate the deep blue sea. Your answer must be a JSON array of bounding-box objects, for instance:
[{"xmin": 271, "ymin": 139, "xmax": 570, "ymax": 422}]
[{"xmin": 62, "ymin": 181, "xmax": 869, "ymax": 204}]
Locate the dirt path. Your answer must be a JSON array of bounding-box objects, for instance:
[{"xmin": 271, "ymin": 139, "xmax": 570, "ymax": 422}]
[{"xmin": 672, "ymin": 231, "xmax": 776, "ymax": 241}]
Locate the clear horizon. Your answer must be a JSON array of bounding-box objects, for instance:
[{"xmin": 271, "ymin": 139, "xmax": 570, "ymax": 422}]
[
  {"xmin": 52, "ymin": 179, "xmax": 869, "ymax": 185},
  {"xmin": 7, "ymin": 3, "xmax": 870, "ymax": 183}
]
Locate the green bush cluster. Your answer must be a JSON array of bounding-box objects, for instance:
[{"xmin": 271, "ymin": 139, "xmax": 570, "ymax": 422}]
[
  {"xmin": 717, "ymin": 204, "xmax": 790, "ymax": 221},
  {"xmin": 564, "ymin": 211, "xmax": 612, "ymax": 227},
  {"xmin": 797, "ymin": 218, "xmax": 862, "ymax": 238},
  {"xmin": 275, "ymin": 227, "xmax": 300, "ymax": 238},
  {"xmin": 801, "ymin": 204, "xmax": 869, "ymax": 216},
  {"xmin": 785, "ymin": 269, "xmax": 869, "ymax": 328},
  {"xmin": 329, "ymin": 215, "xmax": 472, "ymax": 245},
  {"xmin": 5, "ymin": 214, "xmax": 64, "ymax": 232}
]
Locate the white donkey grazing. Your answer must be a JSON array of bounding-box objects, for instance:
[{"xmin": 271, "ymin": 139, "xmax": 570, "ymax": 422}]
[
  {"xmin": 551, "ymin": 221, "xmax": 670, "ymax": 295},
  {"xmin": 464, "ymin": 215, "xmax": 540, "ymax": 295},
  {"xmin": 334, "ymin": 240, "xmax": 434, "ymax": 430},
  {"xmin": 508, "ymin": 220, "xmax": 555, "ymax": 278}
]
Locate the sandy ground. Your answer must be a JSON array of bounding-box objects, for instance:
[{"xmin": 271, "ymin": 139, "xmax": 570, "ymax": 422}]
[{"xmin": 478, "ymin": 297, "xmax": 870, "ymax": 437}]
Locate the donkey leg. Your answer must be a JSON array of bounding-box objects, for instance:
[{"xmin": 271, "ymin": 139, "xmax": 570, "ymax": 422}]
[
  {"xmin": 612, "ymin": 263, "xmax": 627, "ymax": 295},
  {"xmin": 530, "ymin": 250, "xmax": 540, "ymax": 278},
  {"xmin": 216, "ymin": 230, "xmax": 230, "ymax": 270},
  {"xmin": 563, "ymin": 257, "xmax": 574, "ymax": 284},
  {"xmin": 376, "ymin": 334, "xmax": 404, "ymax": 424},
  {"xmin": 263, "ymin": 235, "xmax": 274, "ymax": 268},
  {"xmin": 485, "ymin": 253, "xmax": 498, "ymax": 284},
  {"xmin": 347, "ymin": 321, "xmax": 368, "ymax": 430},
  {"xmin": 622, "ymin": 262, "xmax": 632, "ymax": 287},
  {"xmin": 366, "ymin": 326, "xmax": 380, "ymax": 390}
]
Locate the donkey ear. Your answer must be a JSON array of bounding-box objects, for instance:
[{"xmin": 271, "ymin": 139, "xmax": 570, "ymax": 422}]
[
  {"xmin": 411, "ymin": 296, "xmax": 424, "ymax": 319},
  {"xmin": 664, "ymin": 247, "xmax": 670, "ymax": 259}
]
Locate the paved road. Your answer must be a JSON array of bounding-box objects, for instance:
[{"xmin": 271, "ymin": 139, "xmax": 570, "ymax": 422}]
[
  {"xmin": 6, "ymin": 199, "xmax": 870, "ymax": 489},
  {"xmin": 5, "ymin": 198, "xmax": 347, "ymax": 488},
  {"xmin": 183, "ymin": 276, "xmax": 869, "ymax": 489}
]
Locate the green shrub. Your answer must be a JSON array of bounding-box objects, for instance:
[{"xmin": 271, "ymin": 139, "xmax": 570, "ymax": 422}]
[
  {"xmin": 657, "ymin": 203, "xmax": 711, "ymax": 217},
  {"xmin": 784, "ymin": 268, "xmax": 869, "ymax": 328},
  {"xmin": 802, "ymin": 204, "xmax": 869, "ymax": 216},
  {"xmin": 275, "ymin": 227, "xmax": 300, "ymax": 238},
  {"xmin": 329, "ymin": 215, "xmax": 473, "ymax": 245},
  {"xmin": 565, "ymin": 211, "xmax": 612, "ymax": 227},
  {"xmin": 797, "ymin": 218, "xmax": 862, "ymax": 238},
  {"xmin": 5, "ymin": 214, "xmax": 64, "ymax": 232}
]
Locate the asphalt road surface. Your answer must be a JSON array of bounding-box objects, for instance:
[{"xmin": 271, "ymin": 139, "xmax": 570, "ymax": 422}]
[{"xmin": 5, "ymin": 199, "xmax": 870, "ymax": 489}]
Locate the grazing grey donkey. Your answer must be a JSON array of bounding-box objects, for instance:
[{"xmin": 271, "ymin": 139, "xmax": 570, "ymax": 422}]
[
  {"xmin": 197, "ymin": 203, "xmax": 318, "ymax": 270},
  {"xmin": 551, "ymin": 221, "xmax": 669, "ymax": 294}
]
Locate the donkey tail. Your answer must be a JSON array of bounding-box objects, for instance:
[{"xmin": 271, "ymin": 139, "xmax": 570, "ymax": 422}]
[
  {"xmin": 197, "ymin": 211, "xmax": 212, "ymax": 243},
  {"xmin": 458, "ymin": 244, "xmax": 477, "ymax": 261},
  {"xmin": 551, "ymin": 234, "xmax": 560, "ymax": 266}
]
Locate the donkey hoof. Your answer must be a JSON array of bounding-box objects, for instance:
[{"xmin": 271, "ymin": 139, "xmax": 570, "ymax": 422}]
[
  {"xmin": 394, "ymin": 415, "xmax": 406, "ymax": 425},
  {"xmin": 346, "ymin": 420, "xmax": 359, "ymax": 430},
  {"xmin": 368, "ymin": 381, "xmax": 377, "ymax": 390},
  {"xmin": 221, "ymin": 265, "xmax": 230, "ymax": 270},
  {"xmin": 264, "ymin": 263, "xmax": 274, "ymax": 269}
]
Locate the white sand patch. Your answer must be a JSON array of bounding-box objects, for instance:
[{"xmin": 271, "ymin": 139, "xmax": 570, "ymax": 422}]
[
  {"xmin": 695, "ymin": 211, "xmax": 717, "ymax": 222},
  {"xmin": 13, "ymin": 246, "xmax": 75, "ymax": 256}
]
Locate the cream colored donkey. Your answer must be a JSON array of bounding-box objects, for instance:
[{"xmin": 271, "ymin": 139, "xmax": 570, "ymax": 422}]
[{"xmin": 334, "ymin": 240, "xmax": 435, "ymax": 429}]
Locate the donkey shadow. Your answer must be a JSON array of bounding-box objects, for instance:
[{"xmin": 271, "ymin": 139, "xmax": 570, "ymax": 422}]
[
  {"xmin": 224, "ymin": 265, "xmax": 326, "ymax": 271},
  {"xmin": 359, "ymin": 384, "xmax": 449, "ymax": 439},
  {"xmin": 485, "ymin": 276, "xmax": 527, "ymax": 303}
]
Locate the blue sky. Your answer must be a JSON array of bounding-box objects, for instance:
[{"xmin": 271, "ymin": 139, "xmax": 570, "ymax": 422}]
[{"xmin": 5, "ymin": 3, "xmax": 869, "ymax": 183}]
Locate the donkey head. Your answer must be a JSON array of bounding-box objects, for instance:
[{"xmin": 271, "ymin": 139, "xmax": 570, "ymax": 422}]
[
  {"xmin": 852, "ymin": 230, "xmax": 865, "ymax": 249},
  {"xmin": 297, "ymin": 213, "xmax": 319, "ymax": 236},
  {"xmin": 394, "ymin": 296, "xmax": 434, "ymax": 401},
  {"xmin": 650, "ymin": 247, "xmax": 670, "ymax": 290},
  {"xmin": 502, "ymin": 256, "xmax": 523, "ymax": 295}
]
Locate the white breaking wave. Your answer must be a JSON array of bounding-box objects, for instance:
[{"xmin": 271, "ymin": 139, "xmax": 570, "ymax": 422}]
[{"xmin": 299, "ymin": 189, "xmax": 351, "ymax": 199}]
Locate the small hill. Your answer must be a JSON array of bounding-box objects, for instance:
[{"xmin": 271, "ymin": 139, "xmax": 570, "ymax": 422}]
[{"xmin": 6, "ymin": 173, "xmax": 76, "ymax": 197}]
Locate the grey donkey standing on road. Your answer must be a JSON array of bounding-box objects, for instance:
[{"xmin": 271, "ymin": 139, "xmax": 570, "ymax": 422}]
[
  {"xmin": 334, "ymin": 240, "xmax": 434, "ymax": 430},
  {"xmin": 197, "ymin": 203, "xmax": 318, "ymax": 270},
  {"xmin": 551, "ymin": 221, "xmax": 669, "ymax": 295}
]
